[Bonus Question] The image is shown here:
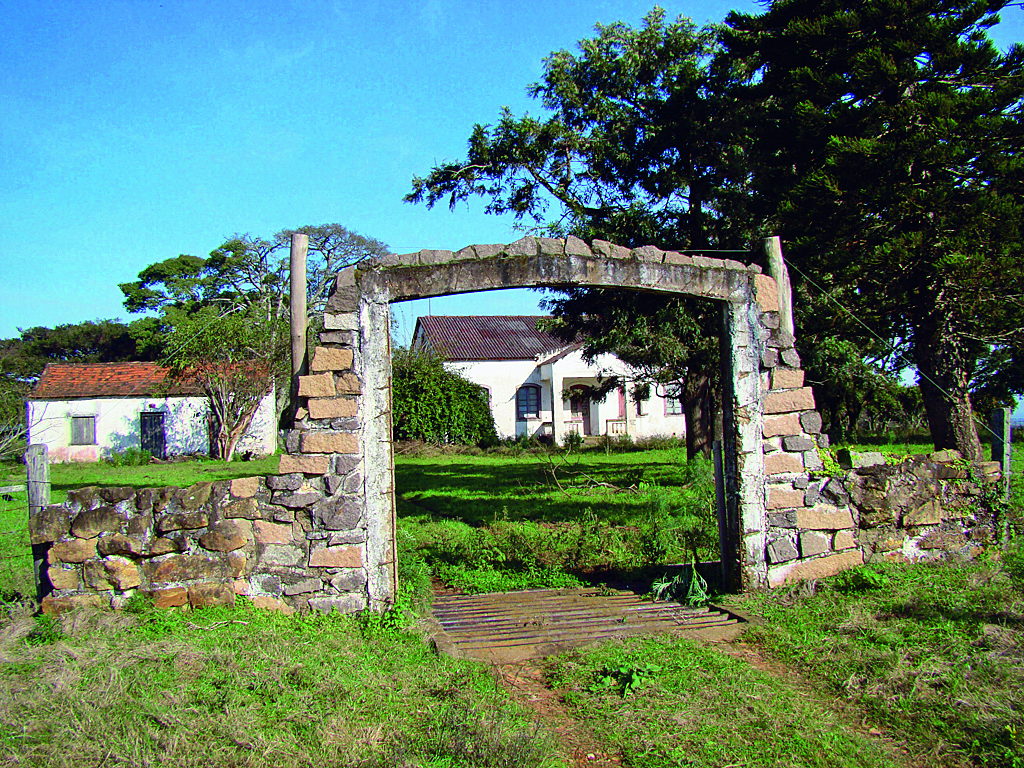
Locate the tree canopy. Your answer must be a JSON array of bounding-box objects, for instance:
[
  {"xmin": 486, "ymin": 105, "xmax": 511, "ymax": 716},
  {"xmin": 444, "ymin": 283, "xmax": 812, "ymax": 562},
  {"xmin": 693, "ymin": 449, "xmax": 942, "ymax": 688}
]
[{"xmin": 408, "ymin": 2, "xmax": 1024, "ymax": 458}]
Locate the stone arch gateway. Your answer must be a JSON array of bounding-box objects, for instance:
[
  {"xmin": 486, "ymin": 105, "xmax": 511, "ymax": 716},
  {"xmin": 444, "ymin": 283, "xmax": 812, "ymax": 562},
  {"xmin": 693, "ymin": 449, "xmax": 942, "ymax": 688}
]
[{"xmin": 292, "ymin": 235, "xmax": 860, "ymax": 609}]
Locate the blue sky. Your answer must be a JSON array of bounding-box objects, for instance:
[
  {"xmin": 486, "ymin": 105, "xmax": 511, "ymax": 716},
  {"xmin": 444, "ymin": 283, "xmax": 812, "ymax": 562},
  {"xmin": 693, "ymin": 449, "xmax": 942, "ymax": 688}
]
[{"xmin": 1, "ymin": 0, "xmax": 1022, "ymax": 356}]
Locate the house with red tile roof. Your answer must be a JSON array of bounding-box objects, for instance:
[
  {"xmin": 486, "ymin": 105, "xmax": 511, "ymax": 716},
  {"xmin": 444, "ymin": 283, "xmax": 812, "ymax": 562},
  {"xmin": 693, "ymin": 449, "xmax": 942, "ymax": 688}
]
[
  {"xmin": 411, "ymin": 316, "xmax": 686, "ymax": 443},
  {"xmin": 27, "ymin": 362, "xmax": 276, "ymax": 462}
]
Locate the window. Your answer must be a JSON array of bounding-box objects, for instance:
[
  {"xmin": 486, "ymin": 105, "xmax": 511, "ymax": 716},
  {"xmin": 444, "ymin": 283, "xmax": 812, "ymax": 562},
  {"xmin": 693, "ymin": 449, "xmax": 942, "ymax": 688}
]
[
  {"xmin": 70, "ymin": 416, "xmax": 96, "ymax": 445},
  {"xmin": 665, "ymin": 396, "xmax": 683, "ymax": 416},
  {"xmin": 516, "ymin": 385, "xmax": 541, "ymax": 420},
  {"xmin": 636, "ymin": 394, "xmax": 648, "ymax": 416}
]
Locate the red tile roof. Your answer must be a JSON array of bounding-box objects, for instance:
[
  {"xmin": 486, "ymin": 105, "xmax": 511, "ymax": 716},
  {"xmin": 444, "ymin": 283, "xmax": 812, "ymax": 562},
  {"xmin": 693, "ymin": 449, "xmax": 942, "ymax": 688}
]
[
  {"xmin": 413, "ymin": 316, "xmax": 572, "ymax": 361},
  {"xmin": 28, "ymin": 362, "xmax": 205, "ymax": 400}
]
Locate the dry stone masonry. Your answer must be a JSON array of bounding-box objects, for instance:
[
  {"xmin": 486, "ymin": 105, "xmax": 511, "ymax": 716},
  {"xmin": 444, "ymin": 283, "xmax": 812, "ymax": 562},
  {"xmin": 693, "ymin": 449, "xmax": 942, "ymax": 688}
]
[{"xmin": 28, "ymin": 235, "xmax": 1001, "ymax": 614}]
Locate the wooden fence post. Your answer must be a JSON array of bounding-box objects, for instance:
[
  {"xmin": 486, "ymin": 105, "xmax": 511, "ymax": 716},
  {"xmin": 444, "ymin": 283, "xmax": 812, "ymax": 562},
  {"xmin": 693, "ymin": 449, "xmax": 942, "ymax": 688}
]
[
  {"xmin": 26, "ymin": 444, "xmax": 50, "ymax": 602},
  {"xmin": 990, "ymin": 408, "xmax": 1011, "ymax": 503}
]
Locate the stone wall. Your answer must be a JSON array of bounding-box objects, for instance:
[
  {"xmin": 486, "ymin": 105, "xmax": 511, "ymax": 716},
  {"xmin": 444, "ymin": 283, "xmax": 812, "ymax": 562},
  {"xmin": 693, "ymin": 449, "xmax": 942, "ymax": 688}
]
[
  {"xmin": 32, "ymin": 475, "xmax": 370, "ymax": 615},
  {"xmin": 765, "ymin": 449, "xmax": 1002, "ymax": 585}
]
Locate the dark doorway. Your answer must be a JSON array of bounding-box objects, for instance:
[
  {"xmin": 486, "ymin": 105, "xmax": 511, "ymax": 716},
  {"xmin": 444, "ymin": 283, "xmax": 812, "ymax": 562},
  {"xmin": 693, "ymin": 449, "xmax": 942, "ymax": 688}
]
[
  {"xmin": 140, "ymin": 412, "xmax": 166, "ymax": 460},
  {"xmin": 569, "ymin": 385, "xmax": 592, "ymax": 436}
]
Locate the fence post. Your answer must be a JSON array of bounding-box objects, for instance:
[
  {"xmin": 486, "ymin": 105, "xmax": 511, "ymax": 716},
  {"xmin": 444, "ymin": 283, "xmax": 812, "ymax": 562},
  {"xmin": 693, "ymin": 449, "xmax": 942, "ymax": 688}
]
[
  {"xmin": 989, "ymin": 408, "xmax": 1011, "ymax": 503},
  {"xmin": 26, "ymin": 444, "xmax": 50, "ymax": 602}
]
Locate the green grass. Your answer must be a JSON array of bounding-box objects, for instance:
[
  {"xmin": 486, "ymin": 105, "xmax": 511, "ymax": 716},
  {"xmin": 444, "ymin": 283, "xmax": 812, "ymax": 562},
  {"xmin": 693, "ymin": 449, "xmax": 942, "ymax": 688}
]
[
  {"xmin": 737, "ymin": 558, "xmax": 1024, "ymax": 767},
  {"xmin": 396, "ymin": 447, "xmax": 720, "ymax": 593},
  {"xmin": 0, "ymin": 598, "xmax": 562, "ymax": 768},
  {"xmin": 545, "ymin": 635, "xmax": 908, "ymax": 768}
]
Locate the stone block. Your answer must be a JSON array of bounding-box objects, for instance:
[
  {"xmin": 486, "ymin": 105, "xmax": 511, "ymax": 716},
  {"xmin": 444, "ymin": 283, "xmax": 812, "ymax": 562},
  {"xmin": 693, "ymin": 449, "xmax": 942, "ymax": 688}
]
[
  {"xmin": 99, "ymin": 487, "xmax": 136, "ymax": 504},
  {"xmin": 768, "ymin": 510, "xmax": 797, "ymax": 528},
  {"xmin": 335, "ymin": 373, "xmax": 361, "ymax": 395},
  {"xmin": 199, "ymin": 521, "xmax": 248, "ymax": 552},
  {"xmin": 148, "ymin": 587, "xmax": 188, "ymax": 608},
  {"xmin": 313, "ymin": 495, "xmax": 362, "ymax": 530},
  {"xmin": 250, "ymin": 595, "xmax": 297, "ymax": 615},
  {"xmin": 833, "ymin": 530, "xmax": 856, "ymax": 550},
  {"xmin": 253, "ymin": 520, "xmax": 293, "ymax": 545},
  {"xmin": 328, "ymin": 530, "xmax": 367, "ymax": 545},
  {"xmin": 41, "ymin": 594, "xmax": 107, "ymax": 615},
  {"xmin": 272, "ymin": 492, "xmax": 321, "ymax": 509},
  {"xmin": 767, "ymin": 549, "xmax": 864, "ymax": 586},
  {"xmin": 820, "ymin": 478, "xmax": 849, "ymax": 505},
  {"xmin": 928, "ymin": 449, "xmax": 962, "ymax": 463},
  {"xmin": 309, "ymin": 544, "xmax": 363, "ymax": 568},
  {"xmin": 767, "ymin": 537, "xmax": 799, "ymax": 563},
  {"xmin": 771, "ymin": 368, "xmax": 805, "ymax": 390},
  {"xmin": 591, "ymin": 239, "xmax": 632, "ymax": 260},
  {"xmin": 537, "ymin": 238, "xmax": 565, "ymax": 256},
  {"xmin": 803, "ymin": 484, "xmax": 820, "ymax": 506},
  {"xmin": 283, "ymin": 578, "xmax": 323, "ymax": 596},
  {"xmin": 104, "ymin": 556, "xmax": 142, "ymax": 590},
  {"xmin": 148, "ymin": 537, "xmax": 180, "ymax": 556},
  {"xmin": 222, "ymin": 497, "xmax": 261, "ymax": 520},
  {"xmin": 49, "ymin": 538, "xmax": 97, "ymax": 564},
  {"xmin": 97, "ymin": 533, "xmax": 144, "ymax": 557},
  {"xmin": 762, "ymin": 349, "xmax": 780, "ymax": 368},
  {"xmin": 30, "ymin": 505, "xmax": 71, "ymax": 544},
  {"xmin": 251, "ymin": 573, "xmax": 282, "ymax": 595},
  {"xmin": 298, "ymin": 373, "xmax": 335, "ymax": 398},
  {"xmin": 230, "ymin": 476, "xmax": 261, "ymax": 498},
  {"xmin": 260, "ymin": 544, "xmax": 304, "ymax": 567},
  {"xmin": 836, "ymin": 449, "xmax": 886, "ymax": 469},
  {"xmin": 754, "ymin": 274, "xmax": 779, "ymax": 312},
  {"xmin": 796, "ymin": 505, "xmax": 855, "ymax": 530},
  {"xmin": 763, "ymin": 414, "xmax": 802, "ymax": 438},
  {"xmin": 803, "ymin": 449, "xmax": 824, "ymax": 472},
  {"xmin": 302, "ymin": 432, "xmax": 359, "ymax": 454},
  {"xmin": 799, "ymin": 531, "xmax": 831, "ymax": 558},
  {"xmin": 319, "ymin": 331, "xmax": 355, "ymax": 346},
  {"xmin": 71, "ymin": 506, "xmax": 124, "ymax": 539},
  {"xmin": 157, "ymin": 511, "xmax": 209, "ymax": 533},
  {"xmin": 781, "ymin": 348, "xmax": 801, "ymax": 367},
  {"xmin": 267, "ymin": 474, "xmax": 303, "ymax": 491},
  {"xmin": 308, "ymin": 593, "xmax": 368, "ymax": 614},
  {"xmin": 278, "ymin": 454, "xmax": 330, "ymax": 475},
  {"xmin": 310, "ymin": 347, "xmax": 354, "ymax": 372},
  {"xmin": 187, "ymin": 582, "xmax": 235, "ymax": 608},
  {"xmin": 767, "ymin": 487, "xmax": 805, "ymax": 510},
  {"xmin": 67, "ymin": 486, "xmax": 101, "ymax": 510},
  {"xmin": 919, "ymin": 530, "xmax": 968, "ymax": 551},
  {"xmin": 564, "ymin": 235, "xmax": 592, "ymax": 256},
  {"xmin": 143, "ymin": 555, "xmax": 231, "ymax": 584},
  {"xmin": 177, "ymin": 483, "xmax": 213, "ymax": 510},
  {"xmin": 799, "ymin": 411, "xmax": 823, "ymax": 434},
  {"xmin": 227, "ymin": 551, "xmax": 247, "ymax": 577},
  {"xmin": 632, "ymin": 245, "xmax": 666, "ymax": 262},
  {"xmin": 330, "ymin": 569, "xmax": 368, "ymax": 592},
  {"xmin": 781, "ymin": 436, "xmax": 815, "ymax": 452},
  {"xmin": 308, "ymin": 397, "xmax": 358, "ymax": 420},
  {"xmin": 904, "ymin": 499, "xmax": 941, "ymax": 526},
  {"xmin": 506, "ymin": 236, "xmax": 540, "ymax": 256},
  {"xmin": 765, "ymin": 452, "xmax": 804, "ymax": 475},
  {"xmin": 125, "ymin": 514, "xmax": 153, "ymax": 538},
  {"xmin": 764, "ymin": 387, "xmax": 816, "ymax": 415},
  {"xmin": 47, "ymin": 566, "xmax": 80, "ymax": 591},
  {"xmin": 323, "ymin": 312, "xmax": 358, "ymax": 331}
]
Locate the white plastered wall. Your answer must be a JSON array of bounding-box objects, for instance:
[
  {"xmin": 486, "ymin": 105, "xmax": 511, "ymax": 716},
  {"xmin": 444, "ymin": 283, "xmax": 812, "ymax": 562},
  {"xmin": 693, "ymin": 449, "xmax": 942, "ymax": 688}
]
[{"xmin": 27, "ymin": 392, "xmax": 277, "ymax": 462}]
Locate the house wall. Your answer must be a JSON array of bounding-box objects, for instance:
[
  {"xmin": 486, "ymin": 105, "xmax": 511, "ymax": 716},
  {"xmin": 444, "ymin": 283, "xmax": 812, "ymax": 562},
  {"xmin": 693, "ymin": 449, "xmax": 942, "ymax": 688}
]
[
  {"xmin": 28, "ymin": 393, "xmax": 276, "ymax": 462},
  {"xmin": 450, "ymin": 349, "xmax": 686, "ymax": 443}
]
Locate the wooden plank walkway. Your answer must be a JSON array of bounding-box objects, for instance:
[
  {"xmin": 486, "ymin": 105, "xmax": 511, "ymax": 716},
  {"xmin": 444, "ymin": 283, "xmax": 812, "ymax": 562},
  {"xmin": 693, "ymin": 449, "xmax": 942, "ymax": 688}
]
[{"xmin": 426, "ymin": 587, "xmax": 744, "ymax": 663}]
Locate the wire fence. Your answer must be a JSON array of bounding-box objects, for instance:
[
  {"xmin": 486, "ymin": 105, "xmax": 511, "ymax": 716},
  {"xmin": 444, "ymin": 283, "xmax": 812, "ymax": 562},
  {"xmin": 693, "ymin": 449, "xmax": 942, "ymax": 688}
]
[{"xmin": 0, "ymin": 482, "xmax": 33, "ymax": 600}]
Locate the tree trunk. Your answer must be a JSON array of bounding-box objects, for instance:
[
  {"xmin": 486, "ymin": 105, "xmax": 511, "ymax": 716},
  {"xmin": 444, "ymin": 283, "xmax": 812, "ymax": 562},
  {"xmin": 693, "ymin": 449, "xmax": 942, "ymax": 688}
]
[
  {"xmin": 912, "ymin": 298, "xmax": 982, "ymax": 461},
  {"xmin": 683, "ymin": 369, "xmax": 714, "ymax": 460}
]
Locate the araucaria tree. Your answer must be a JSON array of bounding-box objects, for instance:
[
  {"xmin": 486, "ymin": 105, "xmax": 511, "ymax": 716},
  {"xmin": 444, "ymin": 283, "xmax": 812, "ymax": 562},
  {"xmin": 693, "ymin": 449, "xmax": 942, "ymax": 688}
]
[{"xmin": 722, "ymin": 0, "xmax": 1024, "ymax": 459}]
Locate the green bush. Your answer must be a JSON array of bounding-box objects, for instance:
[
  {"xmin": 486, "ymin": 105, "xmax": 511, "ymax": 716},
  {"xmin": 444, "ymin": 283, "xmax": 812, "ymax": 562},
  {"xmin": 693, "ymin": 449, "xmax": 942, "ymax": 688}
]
[
  {"xmin": 391, "ymin": 347, "xmax": 498, "ymax": 446},
  {"xmin": 102, "ymin": 447, "xmax": 152, "ymax": 467}
]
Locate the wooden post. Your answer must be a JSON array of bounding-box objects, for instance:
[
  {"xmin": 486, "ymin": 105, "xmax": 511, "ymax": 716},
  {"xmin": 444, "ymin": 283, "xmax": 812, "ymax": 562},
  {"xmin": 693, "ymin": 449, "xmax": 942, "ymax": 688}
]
[
  {"xmin": 764, "ymin": 236, "xmax": 795, "ymax": 340},
  {"xmin": 713, "ymin": 439, "xmax": 728, "ymax": 591},
  {"xmin": 290, "ymin": 233, "xmax": 309, "ymax": 426},
  {"xmin": 26, "ymin": 444, "xmax": 50, "ymax": 602},
  {"xmin": 990, "ymin": 408, "xmax": 1011, "ymax": 502}
]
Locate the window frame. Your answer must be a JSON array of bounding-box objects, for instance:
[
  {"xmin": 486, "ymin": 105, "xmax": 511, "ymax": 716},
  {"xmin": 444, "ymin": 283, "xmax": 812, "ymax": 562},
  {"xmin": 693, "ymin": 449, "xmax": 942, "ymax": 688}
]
[
  {"xmin": 516, "ymin": 384, "xmax": 541, "ymax": 420},
  {"xmin": 70, "ymin": 415, "xmax": 96, "ymax": 446},
  {"xmin": 664, "ymin": 395, "xmax": 684, "ymax": 416}
]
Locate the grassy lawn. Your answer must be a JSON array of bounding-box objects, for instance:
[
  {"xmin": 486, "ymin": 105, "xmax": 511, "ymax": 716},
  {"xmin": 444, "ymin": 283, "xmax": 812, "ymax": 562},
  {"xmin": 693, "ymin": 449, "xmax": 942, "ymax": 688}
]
[{"xmin": 395, "ymin": 445, "xmax": 719, "ymax": 594}]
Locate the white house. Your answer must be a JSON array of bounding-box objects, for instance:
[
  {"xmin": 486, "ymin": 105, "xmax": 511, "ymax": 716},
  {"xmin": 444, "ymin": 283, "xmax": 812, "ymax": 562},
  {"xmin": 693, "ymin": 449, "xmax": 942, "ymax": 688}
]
[
  {"xmin": 27, "ymin": 362, "xmax": 277, "ymax": 462},
  {"xmin": 411, "ymin": 316, "xmax": 687, "ymax": 444}
]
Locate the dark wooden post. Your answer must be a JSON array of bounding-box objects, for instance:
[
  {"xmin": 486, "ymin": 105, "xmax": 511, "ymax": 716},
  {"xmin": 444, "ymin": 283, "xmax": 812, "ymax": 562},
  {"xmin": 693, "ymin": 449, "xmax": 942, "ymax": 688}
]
[
  {"xmin": 990, "ymin": 408, "xmax": 1011, "ymax": 502},
  {"xmin": 26, "ymin": 444, "xmax": 50, "ymax": 602}
]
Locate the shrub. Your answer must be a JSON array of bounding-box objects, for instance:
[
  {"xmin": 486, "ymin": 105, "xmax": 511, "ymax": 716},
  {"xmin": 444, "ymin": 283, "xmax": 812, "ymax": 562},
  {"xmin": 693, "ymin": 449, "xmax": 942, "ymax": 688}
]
[
  {"xmin": 391, "ymin": 347, "xmax": 498, "ymax": 446},
  {"xmin": 102, "ymin": 447, "xmax": 152, "ymax": 466}
]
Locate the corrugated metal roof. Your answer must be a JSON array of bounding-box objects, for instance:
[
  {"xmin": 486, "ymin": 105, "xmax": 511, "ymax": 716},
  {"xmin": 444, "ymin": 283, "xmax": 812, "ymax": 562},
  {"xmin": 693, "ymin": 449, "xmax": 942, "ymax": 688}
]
[
  {"xmin": 414, "ymin": 316, "xmax": 570, "ymax": 361},
  {"xmin": 28, "ymin": 362, "xmax": 205, "ymax": 400}
]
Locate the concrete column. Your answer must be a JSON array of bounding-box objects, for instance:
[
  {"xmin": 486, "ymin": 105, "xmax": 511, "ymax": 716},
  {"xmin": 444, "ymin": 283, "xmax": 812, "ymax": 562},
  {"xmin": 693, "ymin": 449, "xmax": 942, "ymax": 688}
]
[
  {"xmin": 358, "ymin": 283, "xmax": 396, "ymax": 610},
  {"xmin": 551, "ymin": 369, "xmax": 564, "ymax": 445}
]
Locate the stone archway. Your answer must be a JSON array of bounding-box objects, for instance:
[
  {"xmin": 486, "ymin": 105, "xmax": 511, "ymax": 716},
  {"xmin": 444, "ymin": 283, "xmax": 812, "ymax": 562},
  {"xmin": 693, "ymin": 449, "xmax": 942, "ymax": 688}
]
[{"xmin": 290, "ymin": 235, "xmax": 861, "ymax": 608}]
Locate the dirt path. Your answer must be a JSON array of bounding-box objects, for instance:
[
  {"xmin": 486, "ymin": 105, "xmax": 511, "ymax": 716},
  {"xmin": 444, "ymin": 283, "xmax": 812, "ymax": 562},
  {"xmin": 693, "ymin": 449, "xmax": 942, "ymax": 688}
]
[{"xmin": 495, "ymin": 660, "xmax": 623, "ymax": 768}]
